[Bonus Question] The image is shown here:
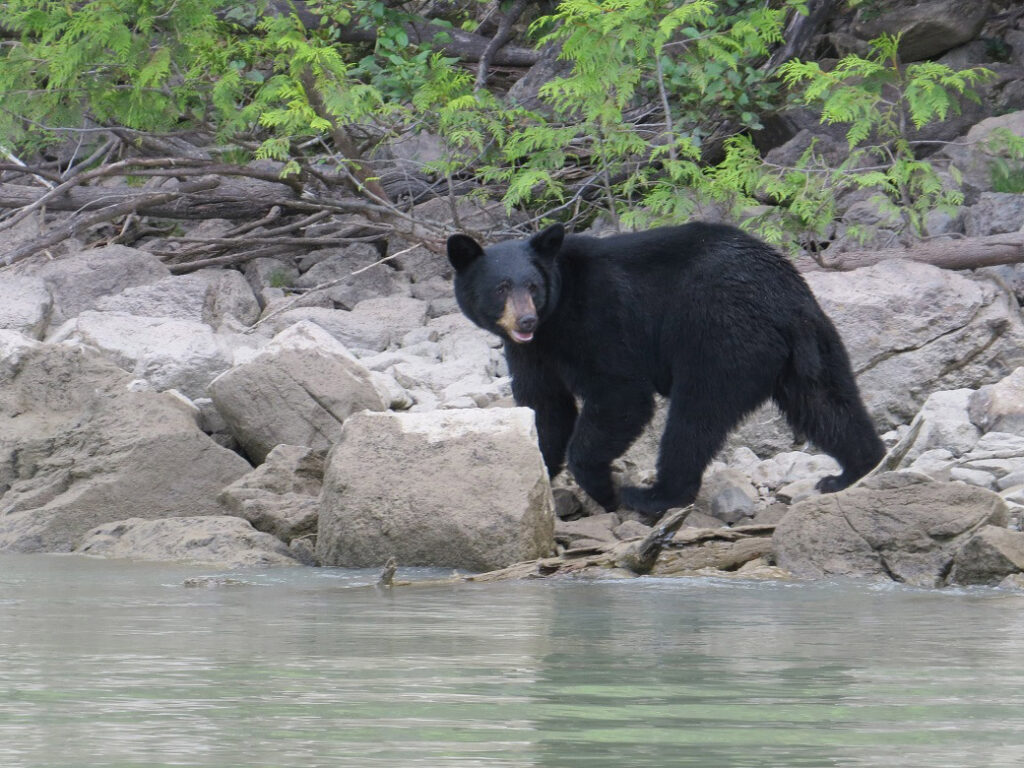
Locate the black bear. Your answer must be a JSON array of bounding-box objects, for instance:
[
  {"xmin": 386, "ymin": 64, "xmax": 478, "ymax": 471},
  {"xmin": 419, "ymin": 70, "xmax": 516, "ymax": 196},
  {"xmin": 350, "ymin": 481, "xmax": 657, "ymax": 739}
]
[{"xmin": 447, "ymin": 222, "xmax": 884, "ymax": 520}]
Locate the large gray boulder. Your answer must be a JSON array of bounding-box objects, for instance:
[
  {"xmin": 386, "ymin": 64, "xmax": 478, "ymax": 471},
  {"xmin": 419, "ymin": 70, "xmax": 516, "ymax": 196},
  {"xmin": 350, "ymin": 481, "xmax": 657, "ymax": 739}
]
[
  {"xmin": 76, "ymin": 516, "xmax": 299, "ymax": 567},
  {"xmin": 969, "ymin": 367, "xmax": 1024, "ymax": 437},
  {"xmin": 93, "ymin": 268, "xmax": 261, "ymax": 327},
  {"xmin": 49, "ymin": 311, "xmax": 260, "ymax": 398},
  {"xmin": 293, "ymin": 243, "xmax": 411, "ymax": 310},
  {"xmin": 209, "ymin": 322, "xmax": 388, "ymax": 463},
  {"xmin": 773, "ymin": 472, "xmax": 1009, "ymax": 587},
  {"xmin": 948, "ymin": 525, "xmax": 1024, "ymax": 586},
  {"xmin": 257, "ymin": 296, "xmax": 428, "ymax": 352},
  {"xmin": 24, "ymin": 244, "xmax": 170, "ymax": 325},
  {"xmin": 808, "ymin": 260, "xmax": 1024, "ymax": 427},
  {"xmin": 0, "ymin": 335, "xmax": 251, "ymax": 552},
  {"xmin": 317, "ymin": 408, "xmax": 555, "ymax": 571}
]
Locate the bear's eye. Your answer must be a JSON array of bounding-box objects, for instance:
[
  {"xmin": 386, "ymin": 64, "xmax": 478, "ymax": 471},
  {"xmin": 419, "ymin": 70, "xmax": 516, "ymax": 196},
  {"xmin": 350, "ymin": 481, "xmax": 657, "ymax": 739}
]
[
  {"xmin": 496, "ymin": 282, "xmax": 511, "ymax": 298},
  {"xmin": 528, "ymin": 282, "xmax": 539, "ymax": 296}
]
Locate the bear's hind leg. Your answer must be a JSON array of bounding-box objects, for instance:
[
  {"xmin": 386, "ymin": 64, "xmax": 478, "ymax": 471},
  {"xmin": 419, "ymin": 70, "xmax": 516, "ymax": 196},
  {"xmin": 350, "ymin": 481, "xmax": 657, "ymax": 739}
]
[{"xmin": 774, "ymin": 355, "xmax": 884, "ymax": 494}]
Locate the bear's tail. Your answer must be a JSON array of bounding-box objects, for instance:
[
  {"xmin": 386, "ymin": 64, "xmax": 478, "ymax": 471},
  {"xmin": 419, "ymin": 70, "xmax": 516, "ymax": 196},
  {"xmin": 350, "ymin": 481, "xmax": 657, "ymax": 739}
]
[{"xmin": 774, "ymin": 316, "xmax": 885, "ymax": 492}]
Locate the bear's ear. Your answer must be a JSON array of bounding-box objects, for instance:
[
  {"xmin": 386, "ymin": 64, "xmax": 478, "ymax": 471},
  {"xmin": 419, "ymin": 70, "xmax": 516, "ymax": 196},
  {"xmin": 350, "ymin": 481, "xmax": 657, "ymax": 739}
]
[
  {"xmin": 529, "ymin": 223, "xmax": 564, "ymax": 258},
  {"xmin": 447, "ymin": 234, "xmax": 484, "ymax": 273}
]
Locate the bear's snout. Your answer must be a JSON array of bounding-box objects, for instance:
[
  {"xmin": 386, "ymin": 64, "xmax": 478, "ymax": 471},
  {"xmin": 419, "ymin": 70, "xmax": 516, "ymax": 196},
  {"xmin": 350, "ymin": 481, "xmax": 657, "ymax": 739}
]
[{"xmin": 498, "ymin": 289, "xmax": 538, "ymax": 343}]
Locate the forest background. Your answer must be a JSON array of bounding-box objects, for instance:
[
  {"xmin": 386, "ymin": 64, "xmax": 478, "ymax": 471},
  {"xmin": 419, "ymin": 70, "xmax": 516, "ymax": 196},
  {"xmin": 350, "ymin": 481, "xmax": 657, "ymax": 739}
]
[{"xmin": 0, "ymin": 0, "xmax": 1022, "ymax": 272}]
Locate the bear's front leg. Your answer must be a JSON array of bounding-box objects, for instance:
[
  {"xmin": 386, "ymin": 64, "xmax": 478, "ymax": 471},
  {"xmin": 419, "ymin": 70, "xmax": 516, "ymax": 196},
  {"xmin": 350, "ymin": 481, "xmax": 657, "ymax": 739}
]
[
  {"xmin": 566, "ymin": 393, "xmax": 653, "ymax": 512},
  {"xmin": 509, "ymin": 355, "xmax": 577, "ymax": 477}
]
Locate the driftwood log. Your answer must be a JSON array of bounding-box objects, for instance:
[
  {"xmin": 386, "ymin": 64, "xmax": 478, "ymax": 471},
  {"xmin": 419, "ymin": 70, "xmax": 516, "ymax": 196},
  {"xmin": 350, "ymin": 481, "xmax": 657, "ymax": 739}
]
[
  {"xmin": 800, "ymin": 233, "xmax": 1024, "ymax": 273},
  {"xmin": 378, "ymin": 509, "xmax": 781, "ymax": 588}
]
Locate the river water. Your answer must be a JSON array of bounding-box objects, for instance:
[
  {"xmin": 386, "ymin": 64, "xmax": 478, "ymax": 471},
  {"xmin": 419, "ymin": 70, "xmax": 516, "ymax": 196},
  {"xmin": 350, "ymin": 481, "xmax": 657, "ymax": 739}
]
[{"xmin": 2, "ymin": 553, "xmax": 1024, "ymax": 768}]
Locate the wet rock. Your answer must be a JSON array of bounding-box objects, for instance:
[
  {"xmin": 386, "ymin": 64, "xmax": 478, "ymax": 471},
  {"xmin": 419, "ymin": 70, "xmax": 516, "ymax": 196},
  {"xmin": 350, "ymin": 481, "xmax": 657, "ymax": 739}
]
[
  {"xmin": 218, "ymin": 444, "xmax": 324, "ymax": 544},
  {"xmin": 948, "ymin": 526, "xmax": 1024, "ymax": 586},
  {"xmin": 773, "ymin": 472, "xmax": 1008, "ymax": 587},
  {"xmin": 76, "ymin": 516, "xmax": 299, "ymax": 567},
  {"xmin": 317, "ymin": 408, "xmax": 554, "ymax": 571},
  {"xmin": 0, "ymin": 341, "xmax": 251, "ymax": 552},
  {"xmin": 653, "ymin": 536, "xmax": 773, "ymax": 575},
  {"xmin": 209, "ymin": 321, "xmax": 387, "ymax": 463}
]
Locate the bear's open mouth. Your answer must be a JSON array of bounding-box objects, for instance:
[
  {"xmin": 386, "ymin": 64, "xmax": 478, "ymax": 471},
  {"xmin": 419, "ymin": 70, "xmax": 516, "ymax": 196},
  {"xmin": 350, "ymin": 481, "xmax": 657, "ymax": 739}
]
[{"xmin": 510, "ymin": 329, "xmax": 534, "ymax": 343}]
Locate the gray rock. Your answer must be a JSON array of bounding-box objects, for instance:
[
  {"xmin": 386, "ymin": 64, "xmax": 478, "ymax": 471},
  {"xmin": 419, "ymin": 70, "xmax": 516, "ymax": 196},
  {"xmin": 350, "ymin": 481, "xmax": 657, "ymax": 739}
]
[
  {"xmin": 0, "ymin": 276, "xmax": 52, "ymax": 338},
  {"xmin": 773, "ymin": 472, "xmax": 1008, "ymax": 587},
  {"xmin": 209, "ymin": 322, "xmax": 387, "ymax": 463},
  {"xmin": 963, "ymin": 192, "xmax": 1024, "ymax": 237},
  {"xmin": 94, "ymin": 268, "xmax": 261, "ymax": 326},
  {"xmin": 25, "ymin": 244, "xmax": 170, "ymax": 325},
  {"xmin": 555, "ymin": 514, "xmax": 619, "ymax": 546},
  {"xmin": 808, "ymin": 259, "xmax": 1024, "ymax": 427},
  {"xmin": 682, "ymin": 510, "xmax": 729, "ymax": 529},
  {"xmin": 218, "ymin": 444, "xmax": 323, "ymax": 544},
  {"xmin": 696, "ymin": 468, "xmax": 758, "ymax": 524},
  {"xmin": 939, "ymin": 110, "xmax": 1024, "ymax": 194},
  {"xmin": 258, "ymin": 296, "xmax": 428, "ymax": 352},
  {"xmin": 76, "ymin": 516, "xmax": 299, "ymax": 567},
  {"xmin": 948, "ymin": 525, "xmax": 1024, "ymax": 586},
  {"xmin": 0, "ymin": 341, "xmax": 250, "ymax": 552},
  {"xmin": 852, "ymin": 0, "xmax": 992, "ymax": 62},
  {"xmin": 969, "ymin": 367, "xmax": 1024, "ymax": 436},
  {"xmin": 293, "ymin": 244, "xmax": 410, "ymax": 310},
  {"xmin": 316, "ymin": 408, "xmax": 555, "ymax": 571},
  {"xmin": 894, "ymin": 389, "xmax": 980, "ymax": 466},
  {"xmin": 48, "ymin": 311, "xmax": 260, "ymax": 399},
  {"xmin": 947, "ymin": 466, "xmax": 996, "ymax": 489}
]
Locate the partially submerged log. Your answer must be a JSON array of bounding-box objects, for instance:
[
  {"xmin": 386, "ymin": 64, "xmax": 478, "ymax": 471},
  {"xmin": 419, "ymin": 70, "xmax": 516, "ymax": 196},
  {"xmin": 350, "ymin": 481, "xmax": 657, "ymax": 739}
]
[{"xmin": 382, "ymin": 510, "xmax": 785, "ymax": 586}]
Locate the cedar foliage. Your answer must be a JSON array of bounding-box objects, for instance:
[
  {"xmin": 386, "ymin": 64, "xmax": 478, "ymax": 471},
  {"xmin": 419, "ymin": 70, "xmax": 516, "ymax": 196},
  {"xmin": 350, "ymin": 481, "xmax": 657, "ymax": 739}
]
[{"xmin": 0, "ymin": 0, "xmax": 1012, "ymax": 254}]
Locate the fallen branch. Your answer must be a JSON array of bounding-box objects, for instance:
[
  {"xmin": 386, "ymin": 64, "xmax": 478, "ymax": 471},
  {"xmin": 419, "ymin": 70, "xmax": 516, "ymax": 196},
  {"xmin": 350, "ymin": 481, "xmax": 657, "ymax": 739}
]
[
  {"xmin": 2, "ymin": 185, "xmax": 201, "ymax": 265},
  {"xmin": 475, "ymin": 0, "xmax": 530, "ymax": 91},
  {"xmin": 804, "ymin": 233, "xmax": 1024, "ymax": 272}
]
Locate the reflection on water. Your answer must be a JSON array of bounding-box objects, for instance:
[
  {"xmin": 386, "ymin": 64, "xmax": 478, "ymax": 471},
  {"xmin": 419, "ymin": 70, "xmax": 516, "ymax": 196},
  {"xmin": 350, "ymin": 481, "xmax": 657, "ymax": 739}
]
[{"xmin": 2, "ymin": 553, "xmax": 1024, "ymax": 767}]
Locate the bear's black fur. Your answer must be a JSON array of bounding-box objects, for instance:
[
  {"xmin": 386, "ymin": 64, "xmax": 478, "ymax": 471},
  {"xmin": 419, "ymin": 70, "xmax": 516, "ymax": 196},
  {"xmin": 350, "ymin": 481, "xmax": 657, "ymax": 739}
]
[{"xmin": 447, "ymin": 222, "xmax": 884, "ymax": 520}]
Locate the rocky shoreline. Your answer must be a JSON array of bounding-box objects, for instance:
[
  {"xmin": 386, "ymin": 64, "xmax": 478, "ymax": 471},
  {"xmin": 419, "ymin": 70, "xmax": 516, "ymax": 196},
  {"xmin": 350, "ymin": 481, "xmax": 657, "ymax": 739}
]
[
  {"xmin": 4, "ymin": 177, "xmax": 1024, "ymax": 588},
  {"xmin": 2, "ymin": 10, "xmax": 1024, "ymax": 586}
]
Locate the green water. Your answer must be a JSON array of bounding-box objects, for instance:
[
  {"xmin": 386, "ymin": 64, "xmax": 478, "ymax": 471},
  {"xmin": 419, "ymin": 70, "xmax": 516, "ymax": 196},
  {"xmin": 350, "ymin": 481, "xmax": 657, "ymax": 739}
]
[{"xmin": 2, "ymin": 553, "xmax": 1024, "ymax": 768}]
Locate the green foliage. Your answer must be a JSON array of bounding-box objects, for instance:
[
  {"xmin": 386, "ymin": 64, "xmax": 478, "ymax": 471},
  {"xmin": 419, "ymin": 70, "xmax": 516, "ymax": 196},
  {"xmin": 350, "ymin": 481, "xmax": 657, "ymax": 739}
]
[
  {"xmin": 768, "ymin": 34, "xmax": 994, "ymax": 242},
  {"xmin": 987, "ymin": 128, "xmax": 1024, "ymax": 194},
  {"xmin": 0, "ymin": 1, "xmax": 999, "ymax": 253}
]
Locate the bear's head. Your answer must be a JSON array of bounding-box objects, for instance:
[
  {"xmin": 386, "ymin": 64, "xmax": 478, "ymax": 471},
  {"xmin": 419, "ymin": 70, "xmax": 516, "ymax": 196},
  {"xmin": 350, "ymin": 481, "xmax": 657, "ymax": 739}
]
[{"xmin": 446, "ymin": 223, "xmax": 564, "ymax": 344}]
